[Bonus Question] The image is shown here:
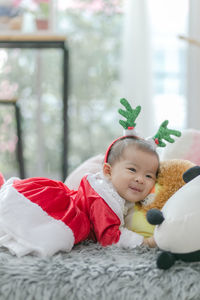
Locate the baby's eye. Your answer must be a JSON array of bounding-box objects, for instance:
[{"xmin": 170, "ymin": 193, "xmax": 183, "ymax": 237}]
[
  {"xmin": 146, "ymin": 174, "xmax": 153, "ymax": 179},
  {"xmin": 128, "ymin": 168, "xmax": 136, "ymax": 172}
]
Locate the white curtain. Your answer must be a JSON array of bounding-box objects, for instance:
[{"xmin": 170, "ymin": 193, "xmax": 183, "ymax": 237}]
[
  {"xmin": 121, "ymin": 0, "xmax": 154, "ymax": 137},
  {"xmin": 187, "ymin": 0, "xmax": 200, "ymax": 130}
]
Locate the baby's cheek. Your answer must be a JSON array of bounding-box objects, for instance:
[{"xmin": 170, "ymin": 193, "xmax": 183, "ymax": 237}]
[{"xmin": 146, "ymin": 182, "xmax": 155, "ymax": 196}]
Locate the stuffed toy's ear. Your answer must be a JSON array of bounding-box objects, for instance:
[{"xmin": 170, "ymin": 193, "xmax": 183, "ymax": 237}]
[
  {"xmin": 146, "ymin": 209, "xmax": 164, "ymax": 225},
  {"xmin": 183, "ymin": 166, "xmax": 200, "ymax": 183}
]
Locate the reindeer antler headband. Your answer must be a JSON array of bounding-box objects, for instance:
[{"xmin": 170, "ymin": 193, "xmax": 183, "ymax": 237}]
[{"xmin": 104, "ymin": 98, "xmax": 181, "ymax": 162}]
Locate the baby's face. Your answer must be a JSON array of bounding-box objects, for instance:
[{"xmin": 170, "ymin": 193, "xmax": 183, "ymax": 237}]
[{"xmin": 105, "ymin": 145, "xmax": 159, "ymax": 203}]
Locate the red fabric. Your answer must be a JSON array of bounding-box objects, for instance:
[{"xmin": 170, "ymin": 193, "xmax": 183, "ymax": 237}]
[
  {"xmin": 90, "ymin": 199, "xmax": 121, "ymax": 246},
  {"xmin": 0, "ymin": 173, "xmax": 4, "ymax": 188},
  {"xmin": 74, "ymin": 178, "xmax": 121, "ymax": 245},
  {"xmin": 13, "ymin": 176, "xmax": 121, "ymax": 247}
]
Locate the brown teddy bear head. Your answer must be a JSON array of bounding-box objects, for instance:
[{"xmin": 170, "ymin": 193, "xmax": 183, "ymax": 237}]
[{"xmin": 143, "ymin": 159, "xmax": 195, "ymax": 211}]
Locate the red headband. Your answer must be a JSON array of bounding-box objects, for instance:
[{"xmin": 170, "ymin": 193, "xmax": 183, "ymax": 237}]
[{"xmin": 104, "ymin": 135, "xmax": 141, "ymax": 163}]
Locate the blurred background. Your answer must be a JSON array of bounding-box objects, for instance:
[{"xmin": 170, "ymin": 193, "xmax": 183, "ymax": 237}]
[{"xmin": 0, "ymin": 0, "xmax": 198, "ymax": 180}]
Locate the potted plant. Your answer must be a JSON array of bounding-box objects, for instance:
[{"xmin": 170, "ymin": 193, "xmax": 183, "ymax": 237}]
[
  {"xmin": 34, "ymin": 0, "xmax": 50, "ymax": 30},
  {"xmin": 13, "ymin": 0, "xmax": 50, "ymax": 31}
]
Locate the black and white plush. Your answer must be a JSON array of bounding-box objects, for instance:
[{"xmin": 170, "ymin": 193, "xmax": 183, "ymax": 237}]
[{"xmin": 147, "ymin": 166, "xmax": 200, "ymax": 270}]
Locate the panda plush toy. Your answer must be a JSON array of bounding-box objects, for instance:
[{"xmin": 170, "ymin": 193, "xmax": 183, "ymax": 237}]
[{"xmin": 147, "ymin": 166, "xmax": 200, "ymax": 270}]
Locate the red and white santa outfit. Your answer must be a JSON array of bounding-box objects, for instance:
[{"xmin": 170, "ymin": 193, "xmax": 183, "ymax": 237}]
[{"xmin": 0, "ymin": 171, "xmax": 144, "ymax": 257}]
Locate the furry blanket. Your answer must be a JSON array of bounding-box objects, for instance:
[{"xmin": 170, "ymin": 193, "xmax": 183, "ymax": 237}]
[{"xmin": 0, "ymin": 241, "xmax": 200, "ymax": 300}]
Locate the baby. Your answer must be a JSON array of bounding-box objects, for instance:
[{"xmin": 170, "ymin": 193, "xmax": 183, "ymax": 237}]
[
  {"xmin": 0, "ymin": 98, "xmax": 180, "ymax": 256},
  {"xmin": 0, "ymin": 135, "xmax": 158, "ymax": 257},
  {"xmin": 103, "ymin": 135, "xmax": 158, "ymax": 248}
]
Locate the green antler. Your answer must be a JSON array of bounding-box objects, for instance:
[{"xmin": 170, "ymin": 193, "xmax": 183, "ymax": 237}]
[
  {"xmin": 118, "ymin": 98, "xmax": 141, "ymax": 130},
  {"xmin": 153, "ymin": 120, "xmax": 181, "ymax": 147}
]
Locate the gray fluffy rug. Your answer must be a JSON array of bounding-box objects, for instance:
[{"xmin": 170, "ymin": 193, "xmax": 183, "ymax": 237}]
[{"xmin": 0, "ymin": 241, "xmax": 200, "ymax": 300}]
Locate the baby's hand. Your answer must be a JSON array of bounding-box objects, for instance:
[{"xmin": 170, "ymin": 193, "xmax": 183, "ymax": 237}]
[{"xmin": 143, "ymin": 237, "xmax": 157, "ymax": 248}]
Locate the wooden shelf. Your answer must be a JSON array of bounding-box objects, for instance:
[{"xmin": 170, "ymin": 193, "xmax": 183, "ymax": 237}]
[
  {"xmin": 0, "ymin": 98, "xmax": 18, "ymax": 104},
  {"xmin": 0, "ymin": 32, "xmax": 67, "ymax": 42}
]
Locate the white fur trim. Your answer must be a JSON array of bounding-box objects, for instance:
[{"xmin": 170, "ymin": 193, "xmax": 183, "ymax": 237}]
[
  {"xmin": 145, "ymin": 137, "xmax": 157, "ymax": 150},
  {"xmin": 115, "ymin": 227, "xmax": 143, "ymax": 248},
  {"xmin": 141, "ymin": 193, "xmax": 156, "ymax": 206},
  {"xmin": 0, "ymin": 185, "xmax": 75, "ymax": 257},
  {"xmin": 87, "ymin": 172, "xmax": 125, "ymax": 224},
  {"xmin": 123, "ymin": 128, "xmax": 140, "ymax": 137}
]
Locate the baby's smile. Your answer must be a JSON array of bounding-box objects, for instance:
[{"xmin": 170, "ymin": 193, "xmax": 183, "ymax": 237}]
[{"xmin": 128, "ymin": 185, "xmax": 142, "ymax": 193}]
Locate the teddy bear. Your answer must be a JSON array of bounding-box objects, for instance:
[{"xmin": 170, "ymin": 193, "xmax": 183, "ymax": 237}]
[
  {"xmin": 124, "ymin": 159, "xmax": 195, "ymax": 238},
  {"xmin": 147, "ymin": 165, "xmax": 200, "ymax": 270}
]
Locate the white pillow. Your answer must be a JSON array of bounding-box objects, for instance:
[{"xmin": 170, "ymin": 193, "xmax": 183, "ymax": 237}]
[
  {"xmin": 161, "ymin": 128, "xmax": 200, "ymax": 165},
  {"xmin": 65, "ymin": 154, "xmax": 104, "ymax": 190}
]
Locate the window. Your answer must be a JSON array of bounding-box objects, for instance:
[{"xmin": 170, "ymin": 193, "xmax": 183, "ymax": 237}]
[
  {"xmin": 57, "ymin": 0, "xmax": 123, "ymax": 172},
  {"xmin": 149, "ymin": 0, "xmax": 189, "ymax": 129}
]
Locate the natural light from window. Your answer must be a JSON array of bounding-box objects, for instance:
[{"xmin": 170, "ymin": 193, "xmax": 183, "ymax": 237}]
[{"xmin": 149, "ymin": 0, "xmax": 189, "ymax": 129}]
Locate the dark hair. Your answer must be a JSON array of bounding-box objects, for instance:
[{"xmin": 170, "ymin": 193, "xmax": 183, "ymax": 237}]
[{"xmin": 106, "ymin": 136, "xmax": 160, "ymax": 167}]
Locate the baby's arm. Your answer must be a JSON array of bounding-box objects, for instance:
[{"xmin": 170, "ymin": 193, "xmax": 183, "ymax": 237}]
[
  {"xmin": 143, "ymin": 236, "xmax": 157, "ymax": 248},
  {"xmin": 90, "ymin": 199, "xmax": 144, "ymax": 248}
]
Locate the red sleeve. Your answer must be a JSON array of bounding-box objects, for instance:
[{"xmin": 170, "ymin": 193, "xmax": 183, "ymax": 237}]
[{"xmin": 90, "ymin": 198, "xmax": 121, "ymax": 246}]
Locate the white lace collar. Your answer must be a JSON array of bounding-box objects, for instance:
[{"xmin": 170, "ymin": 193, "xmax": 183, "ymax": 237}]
[{"xmin": 87, "ymin": 172, "xmax": 126, "ymax": 225}]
